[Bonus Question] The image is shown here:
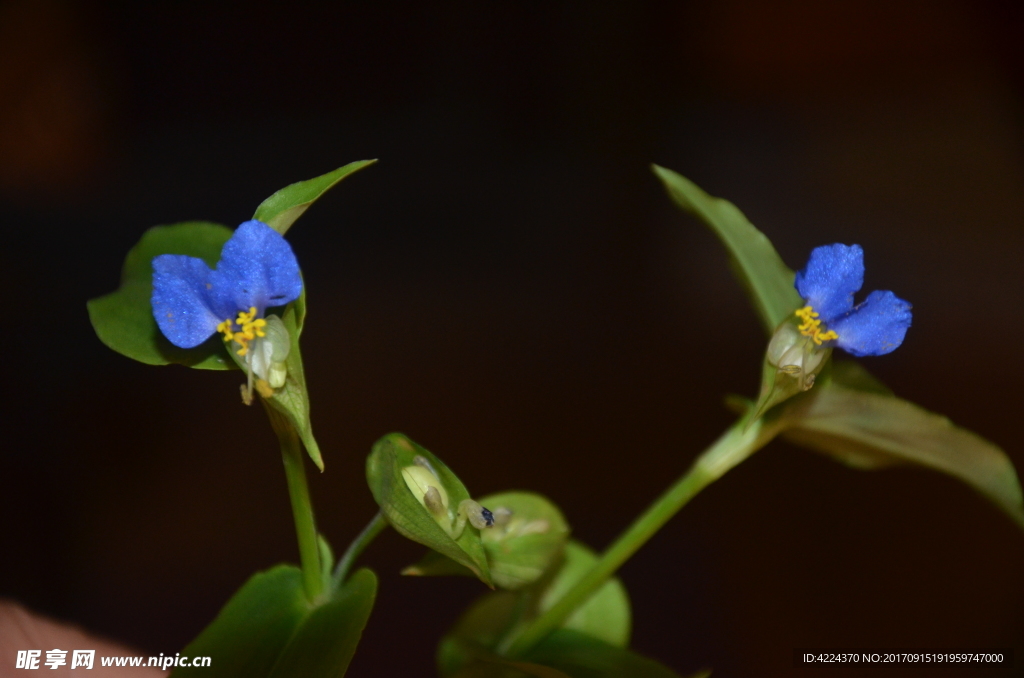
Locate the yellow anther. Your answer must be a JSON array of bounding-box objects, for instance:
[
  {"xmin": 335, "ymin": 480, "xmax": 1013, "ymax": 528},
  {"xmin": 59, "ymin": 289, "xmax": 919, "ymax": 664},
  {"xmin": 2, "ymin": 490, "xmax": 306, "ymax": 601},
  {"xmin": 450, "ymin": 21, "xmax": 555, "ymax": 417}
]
[
  {"xmin": 795, "ymin": 305, "xmax": 839, "ymax": 345},
  {"xmin": 217, "ymin": 318, "xmax": 235, "ymax": 341},
  {"xmin": 250, "ymin": 318, "xmax": 267, "ymax": 337},
  {"xmin": 217, "ymin": 307, "xmax": 269, "ymax": 356},
  {"xmin": 235, "ymin": 307, "xmax": 258, "ymax": 325},
  {"xmin": 254, "ymin": 379, "xmax": 275, "ymax": 398}
]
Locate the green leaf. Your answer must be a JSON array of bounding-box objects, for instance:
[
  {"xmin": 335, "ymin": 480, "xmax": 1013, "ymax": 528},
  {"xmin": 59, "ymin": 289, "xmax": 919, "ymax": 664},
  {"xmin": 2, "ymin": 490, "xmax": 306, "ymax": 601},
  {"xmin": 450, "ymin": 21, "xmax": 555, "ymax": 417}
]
[
  {"xmin": 318, "ymin": 534, "xmax": 335, "ymax": 594},
  {"xmin": 441, "ymin": 631, "xmax": 680, "ymax": 678},
  {"xmin": 254, "ymin": 160, "xmax": 377, "ymax": 235},
  {"xmin": 262, "ymin": 298, "xmax": 322, "ymax": 470},
  {"xmin": 781, "ymin": 380, "xmax": 1024, "ymax": 529},
  {"xmin": 438, "ymin": 540, "xmax": 632, "ymax": 677},
  {"xmin": 171, "ymin": 566, "xmax": 308, "ymax": 677},
  {"xmin": 172, "ymin": 565, "xmax": 377, "ymax": 678},
  {"xmin": 87, "ymin": 222, "xmax": 236, "ymax": 370},
  {"xmin": 652, "ymin": 165, "xmax": 802, "ymax": 334},
  {"xmin": 523, "ymin": 629, "xmax": 682, "ymax": 678},
  {"xmin": 442, "ymin": 642, "xmax": 571, "ymax": 678},
  {"xmin": 366, "ymin": 433, "xmax": 493, "ymax": 587},
  {"xmin": 267, "ymin": 568, "xmax": 378, "ymax": 678},
  {"xmin": 404, "ymin": 491, "xmax": 571, "ymax": 590},
  {"xmin": 828, "ymin": 359, "xmax": 893, "ymax": 396},
  {"xmin": 534, "ymin": 542, "xmax": 631, "ymax": 648}
]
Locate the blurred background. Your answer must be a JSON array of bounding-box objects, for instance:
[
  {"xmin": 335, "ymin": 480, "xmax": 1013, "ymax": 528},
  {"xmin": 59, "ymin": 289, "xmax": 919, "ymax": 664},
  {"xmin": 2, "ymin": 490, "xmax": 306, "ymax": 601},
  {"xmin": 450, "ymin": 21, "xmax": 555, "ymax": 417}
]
[{"xmin": 2, "ymin": 1, "xmax": 1023, "ymax": 676}]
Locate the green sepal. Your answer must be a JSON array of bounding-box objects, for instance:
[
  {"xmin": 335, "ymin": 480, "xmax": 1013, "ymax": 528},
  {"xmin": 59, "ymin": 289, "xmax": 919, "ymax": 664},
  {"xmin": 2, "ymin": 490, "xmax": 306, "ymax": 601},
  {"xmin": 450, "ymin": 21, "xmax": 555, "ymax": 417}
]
[
  {"xmin": 254, "ymin": 160, "xmax": 377, "ymax": 236},
  {"xmin": 260, "ymin": 297, "xmax": 322, "ymax": 470},
  {"xmin": 779, "ymin": 363, "xmax": 1024, "ymax": 529},
  {"xmin": 438, "ymin": 540, "xmax": 632, "ymax": 678},
  {"xmin": 404, "ymin": 491, "xmax": 571, "ymax": 590},
  {"xmin": 87, "ymin": 222, "xmax": 236, "ymax": 370},
  {"xmin": 652, "ymin": 165, "xmax": 801, "ymax": 334},
  {"xmin": 366, "ymin": 433, "xmax": 493, "ymax": 587}
]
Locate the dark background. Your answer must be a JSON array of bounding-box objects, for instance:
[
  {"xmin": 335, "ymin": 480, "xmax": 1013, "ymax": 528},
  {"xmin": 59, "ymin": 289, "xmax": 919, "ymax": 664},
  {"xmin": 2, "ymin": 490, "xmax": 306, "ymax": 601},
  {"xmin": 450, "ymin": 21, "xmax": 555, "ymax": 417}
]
[{"xmin": 2, "ymin": 1, "xmax": 1023, "ymax": 676}]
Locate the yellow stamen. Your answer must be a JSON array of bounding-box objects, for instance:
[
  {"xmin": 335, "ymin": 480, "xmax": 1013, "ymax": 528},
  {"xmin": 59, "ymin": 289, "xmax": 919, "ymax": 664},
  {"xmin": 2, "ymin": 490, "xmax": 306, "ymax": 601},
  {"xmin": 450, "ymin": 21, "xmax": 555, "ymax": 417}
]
[
  {"xmin": 216, "ymin": 318, "xmax": 235, "ymax": 342},
  {"xmin": 795, "ymin": 305, "xmax": 839, "ymax": 345},
  {"xmin": 254, "ymin": 379, "xmax": 275, "ymax": 398},
  {"xmin": 218, "ymin": 307, "xmax": 269, "ymax": 356}
]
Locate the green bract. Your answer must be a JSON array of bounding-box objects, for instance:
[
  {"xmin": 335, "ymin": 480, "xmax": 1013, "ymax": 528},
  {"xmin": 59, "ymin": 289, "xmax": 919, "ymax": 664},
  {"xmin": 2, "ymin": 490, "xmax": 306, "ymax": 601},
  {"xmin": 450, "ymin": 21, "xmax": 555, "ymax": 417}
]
[
  {"xmin": 405, "ymin": 491, "xmax": 571, "ymax": 591},
  {"xmin": 366, "ymin": 433, "xmax": 494, "ymax": 587}
]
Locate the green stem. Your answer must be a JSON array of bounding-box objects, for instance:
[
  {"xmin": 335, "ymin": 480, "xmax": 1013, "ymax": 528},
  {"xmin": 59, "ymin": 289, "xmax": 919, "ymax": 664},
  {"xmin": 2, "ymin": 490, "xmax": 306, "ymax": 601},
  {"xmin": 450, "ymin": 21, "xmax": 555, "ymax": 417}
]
[
  {"xmin": 504, "ymin": 412, "xmax": 784, "ymax": 657},
  {"xmin": 264, "ymin": 403, "xmax": 323, "ymax": 603},
  {"xmin": 332, "ymin": 511, "xmax": 388, "ymax": 589}
]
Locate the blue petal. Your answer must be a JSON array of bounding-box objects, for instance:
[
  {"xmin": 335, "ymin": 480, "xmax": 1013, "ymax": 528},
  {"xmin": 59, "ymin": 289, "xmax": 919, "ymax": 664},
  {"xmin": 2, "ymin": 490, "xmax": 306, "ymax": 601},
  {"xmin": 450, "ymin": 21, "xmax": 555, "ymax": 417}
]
[
  {"xmin": 794, "ymin": 244, "xmax": 864, "ymax": 321},
  {"xmin": 829, "ymin": 290, "xmax": 912, "ymax": 357},
  {"xmin": 207, "ymin": 220, "xmax": 303, "ymax": 317},
  {"xmin": 152, "ymin": 254, "xmax": 222, "ymax": 348}
]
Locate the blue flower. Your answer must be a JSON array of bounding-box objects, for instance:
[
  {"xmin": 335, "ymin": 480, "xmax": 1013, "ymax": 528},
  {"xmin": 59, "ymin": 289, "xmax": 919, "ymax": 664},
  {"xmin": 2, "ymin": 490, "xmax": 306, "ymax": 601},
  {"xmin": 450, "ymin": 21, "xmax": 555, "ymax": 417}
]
[
  {"xmin": 151, "ymin": 220, "xmax": 302, "ymax": 357},
  {"xmin": 793, "ymin": 243, "xmax": 912, "ymax": 357}
]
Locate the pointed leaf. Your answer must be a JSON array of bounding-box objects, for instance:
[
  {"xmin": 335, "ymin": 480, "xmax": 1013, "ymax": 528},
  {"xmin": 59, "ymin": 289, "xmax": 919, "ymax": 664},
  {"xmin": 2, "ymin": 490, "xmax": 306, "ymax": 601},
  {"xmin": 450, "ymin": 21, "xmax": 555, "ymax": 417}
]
[
  {"xmin": 781, "ymin": 382, "xmax": 1024, "ymax": 529},
  {"xmin": 652, "ymin": 165, "xmax": 801, "ymax": 334},
  {"xmin": 172, "ymin": 565, "xmax": 377, "ymax": 678},
  {"xmin": 267, "ymin": 568, "xmax": 378, "ymax": 678},
  {"xmin": 170, "ymin": 566, "xmax": 308, "ymax": 677},
  {"xmin": 254, "ymin": 161, "xmax": 377, "ymax": 235},
  {"xmin": 366, "ymin": 433, "xmax": 493, "ymax": 586},
  {"xmin": 88, "ymin": 222, "xmax": 236, "ymax": 370}
]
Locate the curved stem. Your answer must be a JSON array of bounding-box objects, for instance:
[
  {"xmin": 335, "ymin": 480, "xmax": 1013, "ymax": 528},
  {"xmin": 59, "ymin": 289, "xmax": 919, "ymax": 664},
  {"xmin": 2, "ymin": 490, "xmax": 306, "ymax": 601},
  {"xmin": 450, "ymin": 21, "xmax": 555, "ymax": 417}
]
[
  {"xmin": 333, "ymin": 511, "xmax": 388, "ymax": 589},
  {"xmin": 505, "ymin": 412, "xmax": 783, "ymax": 657},
  {"xmin": 264, "ymin": 403, "xmax": 323, "ymax": 603}
]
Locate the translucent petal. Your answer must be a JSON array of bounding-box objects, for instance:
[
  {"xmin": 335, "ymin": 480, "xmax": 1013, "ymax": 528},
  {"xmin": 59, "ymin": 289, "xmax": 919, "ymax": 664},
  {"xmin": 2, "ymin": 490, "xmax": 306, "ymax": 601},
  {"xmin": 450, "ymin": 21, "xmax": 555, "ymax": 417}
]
[
  {"xmin": 794, "ymin": 244, "xmax": 864, "ymax": 320},
  {"xmin": 151, "ymin": 255, "xmax": 221, "ymax": 348},
  {"xmin": 830, "ymin": 290, "xmax": 913, "ymax": 357},
  {"xmin": 208, "ymin": 220, "xmax": 302, "ymax": 317}
]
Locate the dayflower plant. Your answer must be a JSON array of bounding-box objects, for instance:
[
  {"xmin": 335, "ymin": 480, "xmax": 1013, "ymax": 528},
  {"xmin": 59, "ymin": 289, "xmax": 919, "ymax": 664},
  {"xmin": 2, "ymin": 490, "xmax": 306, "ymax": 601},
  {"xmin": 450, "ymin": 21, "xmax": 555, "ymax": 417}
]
[
  {"xmin": 151, "ymin": 219, "xmax": 302, "ymax": 401},
  {"xmin": 768, "ymin": 243, "xmax": 912, "ymax": 390},
  {"xmin": 80, "ymin": 161, "xmax": 1022, "ymax": 678}
]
